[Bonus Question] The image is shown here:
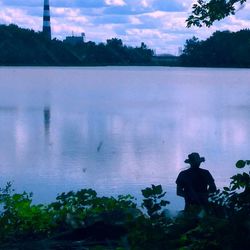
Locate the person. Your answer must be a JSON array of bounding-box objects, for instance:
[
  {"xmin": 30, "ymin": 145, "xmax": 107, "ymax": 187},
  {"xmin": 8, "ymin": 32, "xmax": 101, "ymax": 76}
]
[{"xmin": 176, "ymin": 152, "xmax": 216, "ymax": 211}]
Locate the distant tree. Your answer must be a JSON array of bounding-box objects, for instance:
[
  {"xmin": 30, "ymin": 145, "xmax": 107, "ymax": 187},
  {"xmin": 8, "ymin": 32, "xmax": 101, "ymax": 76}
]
[
  {"xmin": 180, "ymin": 36, "xmax": 202, "ymax": 66},
  {"xmin": 0, "ymin": 24, "xmax": 81, "ymax": 65},
  {"xmin": 140, "ymin": 42, "xmax": 147, "ymax": 50},
  {"xmin": 180, "ymin": 29, "xmax": 250, "ymax": 67},
  {"xmin": 105, "ymin": 38, "xmax": 127, "ymax": 64},
  {"xmin": 0, "ymin": 25, "xmax": 154, "ymax": 66},
  {"xmin": 187, "ymin": 0, "xmax": 247, "ymax": 27},
  {"xmin": 182, "ymin": 36, "xmax": 200, "ymax": 56},
  {"xmin": 106, "ymin": 38, "xmax": 123, "ymax": 48}
]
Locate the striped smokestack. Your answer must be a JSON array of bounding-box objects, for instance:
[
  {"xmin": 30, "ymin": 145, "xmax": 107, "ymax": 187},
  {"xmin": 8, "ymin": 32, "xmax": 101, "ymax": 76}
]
[{"xmin": 43, "ymin": 0, "xmax": 51, "ymax": 40}]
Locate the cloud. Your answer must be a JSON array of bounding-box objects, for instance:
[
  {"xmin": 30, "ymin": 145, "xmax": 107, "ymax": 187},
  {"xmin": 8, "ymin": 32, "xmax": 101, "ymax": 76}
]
[
  {"xmin": 152, "ymin": 0, "xmax": 187, "ymax": 12},
  {"xmin": 105, "ymin": 0, "xmax": 126, "ymax": 6},
  {"xmin": 93, "ymin": 15, "xmax": 130, "ymax": 25},
  {"xmin": 1, "ymin": 0, "xmax": 107, "ymax": 8},
  {"xmin": 1, "ymin": 0, "xmax": 41, "ymax": 7},
  {"xmin": 0, "ymin": 7, "xmax": 41, "ymax": 30},
  {"xmin": 235, "ymin": 2, "xmax": 250, "ymax": 20}
]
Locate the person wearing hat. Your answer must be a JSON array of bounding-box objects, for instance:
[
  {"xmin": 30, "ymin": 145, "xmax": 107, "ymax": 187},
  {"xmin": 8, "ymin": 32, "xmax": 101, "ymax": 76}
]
[{"xmin": 176, "ymin": 152, "xmax": 217, "ymax": 211}]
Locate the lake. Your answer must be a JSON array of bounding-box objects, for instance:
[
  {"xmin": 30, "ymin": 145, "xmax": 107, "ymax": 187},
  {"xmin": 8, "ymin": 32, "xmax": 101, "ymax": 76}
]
[{"xmin": 0, "ymin": 66, "xmax": 250, "ymax": 210}]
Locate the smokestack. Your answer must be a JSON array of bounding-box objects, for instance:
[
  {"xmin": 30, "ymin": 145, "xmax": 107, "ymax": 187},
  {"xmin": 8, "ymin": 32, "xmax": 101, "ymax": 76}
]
[{"xmin": 43, "ymin": 0, "xmax": 51, "ymax": 40}]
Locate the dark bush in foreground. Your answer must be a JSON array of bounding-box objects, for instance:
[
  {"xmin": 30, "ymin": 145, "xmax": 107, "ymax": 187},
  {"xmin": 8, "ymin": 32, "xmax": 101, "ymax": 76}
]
[{"xmin": 0, "ymin": 160, "xmax": 249, "ymax": 249}]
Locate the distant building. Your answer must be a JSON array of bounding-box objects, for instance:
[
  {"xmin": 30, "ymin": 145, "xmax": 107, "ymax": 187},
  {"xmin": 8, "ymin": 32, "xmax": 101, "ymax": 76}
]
[
  {"xmin": 43, "ymin": 0, "xmax": 51, "ymax": 40},
  {"xmin": 63, "ymin": 33, "xmax": 85, "ymax": 45}
]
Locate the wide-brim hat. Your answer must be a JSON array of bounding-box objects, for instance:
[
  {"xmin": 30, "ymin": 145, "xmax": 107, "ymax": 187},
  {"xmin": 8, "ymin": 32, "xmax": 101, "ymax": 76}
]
[{"xmin": 184, "ymin": 152, "xmax": 205, "ymax": 164}]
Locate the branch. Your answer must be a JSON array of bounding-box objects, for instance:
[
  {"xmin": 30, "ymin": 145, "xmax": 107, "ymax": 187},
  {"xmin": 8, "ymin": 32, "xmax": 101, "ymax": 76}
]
[{"xmin": 186, "ymin": 0, "xmax": 247, "ymax": 27}]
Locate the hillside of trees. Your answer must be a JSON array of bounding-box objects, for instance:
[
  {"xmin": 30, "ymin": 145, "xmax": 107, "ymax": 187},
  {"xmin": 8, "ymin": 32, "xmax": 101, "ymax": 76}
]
[
  {"xmin": 0, "ymin": 24, "xmax": 155, "ymax": 66},
  {"xmin": 180, "ymin": 29, "xmax": 250, "ymax": 68},
  {"xmin": 1, "ymin": 24, "xmax": 250, "ymax": 68}
]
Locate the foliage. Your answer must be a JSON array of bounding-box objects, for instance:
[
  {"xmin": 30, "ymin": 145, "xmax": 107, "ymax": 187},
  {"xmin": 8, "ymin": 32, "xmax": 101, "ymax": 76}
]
[
  {"xmin": 0, "ymin": 24, "xmax": 80, "ymax": 66},
  {"xmin": 0, "ymin": 182, "xmax": 54, "ymax": 241},
  {"xmin": 48, "ymin": 189, "xmax": 137, "ymax": 231},
  {"xmin": 210, "ymin": 159, "xmax": 250, "ymax": 212},
  {"xmin": 141, "ymin": 184, "xmax": 169, "ymax": 218},
  {"xmin": 0, "ymin": 24, "xmax": 154, "ymax": 66},
  {"xmin": 1, "ymin": 161, "xmax": 250, "ymax": 249},
  {"xmin": 180, "ymin": 29, "xmax": 250, "ymax": 67},
  {"xmin": 128, "ymin": 185, "xmax": 172, "ymax": 249},
  {"xmin": 127, "ymin": 215, "xmax": 171, "ymax": 250},
  {"xmin": 187, "ymin": 0, "xmax": 247, "ymax": 27},
  {"xmin": 0, "ymin": 184, "xmax": 137, "ymax": 242}
]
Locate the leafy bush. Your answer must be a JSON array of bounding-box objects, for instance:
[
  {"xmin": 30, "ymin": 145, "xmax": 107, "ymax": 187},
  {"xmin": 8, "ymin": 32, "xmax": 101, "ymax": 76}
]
[
  {"xmin": 210, "ymin": 159, "xmax": 250, "ymax": 212},
  {"xmin": 0, "ymin": 184, "xmax": 138, "ymax": 242},
  {"xmin": 0, "ymin": 182, "xmax": 54, "ymax": 241},
  {"xmin": 0, "ymin": 161, "xmax": 250, "ymax": 249},
  {"xmin": 141, "ymin": 184, "xmax": 169, "ymax": 218}
]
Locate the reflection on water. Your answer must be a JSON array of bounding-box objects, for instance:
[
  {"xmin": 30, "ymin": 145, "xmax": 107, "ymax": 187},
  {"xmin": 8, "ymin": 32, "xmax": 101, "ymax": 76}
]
[
  {"xmin": 44, "ymin": 107, "xmax": 51, "ymax": 138},
  {"xmin": 0, "ymin": 67, "xmax": 250, "ymax": 210}
]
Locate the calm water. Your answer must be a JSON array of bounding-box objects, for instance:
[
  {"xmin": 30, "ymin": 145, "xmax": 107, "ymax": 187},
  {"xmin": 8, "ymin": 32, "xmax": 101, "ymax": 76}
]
[{"xmin": 0, "ymin": 67, "xmax": 250, "ymax": 210}]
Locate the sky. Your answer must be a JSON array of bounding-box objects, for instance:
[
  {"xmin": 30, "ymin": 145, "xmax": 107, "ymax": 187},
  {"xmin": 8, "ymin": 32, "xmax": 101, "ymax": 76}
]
[{"xmin": 0, "ymin": 0, "xmax": 250, "ymax": 54}]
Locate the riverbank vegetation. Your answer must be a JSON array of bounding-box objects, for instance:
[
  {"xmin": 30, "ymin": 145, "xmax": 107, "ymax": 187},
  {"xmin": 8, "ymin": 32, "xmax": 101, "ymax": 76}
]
[
  {"xmin": 0, "ymin": 160, "xmax": 249, "ymax": 249},
  {"xmin": 0, "ymin": 24, "xmax": 155, "ymax": 66},
  {"xmin": 180, "ymin": 29, "xmax": 250, "ymax": 68},
  {"xmin": 1, "ymin": 23, "xmax": 250, "ymax": 68}
]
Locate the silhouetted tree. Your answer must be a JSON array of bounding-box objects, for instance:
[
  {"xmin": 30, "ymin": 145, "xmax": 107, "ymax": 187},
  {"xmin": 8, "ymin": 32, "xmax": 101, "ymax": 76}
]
[
  {"xmin": 0, "ymin": 24, "xmax": 154, "ymax": 66},
  {"xmin": 180, "ymin": 29, "xmax": 250, "ymax": 67},
  {"xmin": 187, "ymin": 0, "xmax": 247, "ymax": 27}
]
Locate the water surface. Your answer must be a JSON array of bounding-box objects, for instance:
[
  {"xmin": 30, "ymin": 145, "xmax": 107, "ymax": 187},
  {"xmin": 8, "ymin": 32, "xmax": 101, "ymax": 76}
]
[{"xmin": 0, "ymin": 67, "xmax": 250, "ymax": 210}]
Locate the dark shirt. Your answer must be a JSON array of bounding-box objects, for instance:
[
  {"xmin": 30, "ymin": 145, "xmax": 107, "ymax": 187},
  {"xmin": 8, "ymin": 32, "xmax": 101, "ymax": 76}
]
[{"xmin": 176, "ymin": 168, "xmax": 216, "ymax": 207}]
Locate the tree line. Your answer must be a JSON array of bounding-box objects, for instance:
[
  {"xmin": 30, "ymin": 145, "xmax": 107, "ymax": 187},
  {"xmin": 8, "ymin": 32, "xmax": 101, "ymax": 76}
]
[
  {"xmin": 180, "ymin": 29, "xmax": 250, "ymax": 68},
  {"xmin": 1, "ymin": 23, "xmax": 250, "ymax": 68},
  {"xmin": 0, "ymin": 24, "xmax": 154, "ymax": 66}
]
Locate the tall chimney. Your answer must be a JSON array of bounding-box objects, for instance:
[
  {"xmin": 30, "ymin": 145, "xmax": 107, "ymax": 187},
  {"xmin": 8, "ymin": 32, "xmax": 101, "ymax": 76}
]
[{"xmin": 43, "ymin": 0, "xmax": 51, "ymax": 40}]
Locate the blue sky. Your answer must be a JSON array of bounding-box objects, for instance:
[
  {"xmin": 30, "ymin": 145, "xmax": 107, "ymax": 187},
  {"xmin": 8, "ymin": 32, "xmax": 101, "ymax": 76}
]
[{"xmin": 0, "ymin": 0, "xmax": 250, "ymax": 54}]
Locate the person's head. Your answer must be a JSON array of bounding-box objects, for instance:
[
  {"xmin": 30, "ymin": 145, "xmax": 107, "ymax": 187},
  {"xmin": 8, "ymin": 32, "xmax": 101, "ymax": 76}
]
[{"xmin": 184, "ymin": 152, "xmax": 205, "ymax": 168}]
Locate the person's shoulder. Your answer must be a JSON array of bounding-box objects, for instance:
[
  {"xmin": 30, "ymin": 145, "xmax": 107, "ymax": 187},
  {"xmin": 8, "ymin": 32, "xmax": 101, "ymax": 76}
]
[
  {"xmin": 199, "ymin": 168, "xmax": 210, "ymax": 173},
  {"xmin": 176, "ymin": 169, "xmax": 189, "ymax": 183},
  {"xmin": 179, "ymin": 169, "xmax": 189, "ymax": 174},
  {"xmin": 199, "ymin": 168, "xmax": 213, "ymax": 177},
  {"xmin": 178, "ymin": 169, "xmax": 190, "ymax": 177}
]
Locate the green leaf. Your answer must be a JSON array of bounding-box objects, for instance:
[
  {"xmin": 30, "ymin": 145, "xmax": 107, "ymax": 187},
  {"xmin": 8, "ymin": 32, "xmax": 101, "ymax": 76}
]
[
  {"xmin": 142, "ymin": 199, "xmax": 153, "ymax": 209},
  {"xmin": 152, "ymin": 185, "xmax": 163, "ymax": 195},
  {"xmin": 151, "ymin": 204, "xmax": 161, "ymax": 213},
  {"xmin": 141, "ymin": 188, "xmax": 152, "ymax": 198},
  {"xmin": 236, "ymin": 160, "xmax": 246, "ymax": 169},
  {"xmin": 160, "ymin": 200, "xmax": 170, "ymax": 207},
  {"xmin": 158, "ymin": 192, "xmax": 166, "ymax": 199}
]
